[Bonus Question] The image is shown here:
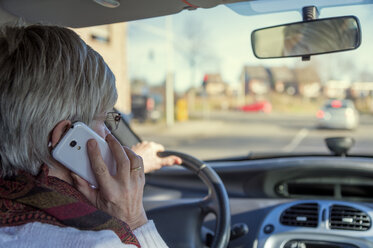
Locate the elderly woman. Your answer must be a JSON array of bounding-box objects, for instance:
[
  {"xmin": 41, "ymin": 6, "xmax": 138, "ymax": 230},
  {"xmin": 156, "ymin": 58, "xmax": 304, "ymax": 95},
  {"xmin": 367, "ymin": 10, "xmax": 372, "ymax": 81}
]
[{"xmin": 0, "ymin": 24, "xmax": 168, "ymax": 247}]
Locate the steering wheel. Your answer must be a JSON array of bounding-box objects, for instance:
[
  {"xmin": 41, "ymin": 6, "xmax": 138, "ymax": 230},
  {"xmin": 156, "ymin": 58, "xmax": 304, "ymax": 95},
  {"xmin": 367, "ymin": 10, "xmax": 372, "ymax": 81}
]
[{"xmin": 146, "ymin": 151, "xmax": 231, "ymax": 248}]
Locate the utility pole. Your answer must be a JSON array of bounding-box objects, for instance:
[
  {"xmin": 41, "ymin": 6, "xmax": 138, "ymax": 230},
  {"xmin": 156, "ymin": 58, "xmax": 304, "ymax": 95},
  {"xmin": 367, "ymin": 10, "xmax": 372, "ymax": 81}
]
[
  {"xmin": 130, "ymin": 18, "xmax": 177, "ymax": 126},
  {"xmin": 165, "ymin": 16, "xmax": 175, "ymax": 126}
]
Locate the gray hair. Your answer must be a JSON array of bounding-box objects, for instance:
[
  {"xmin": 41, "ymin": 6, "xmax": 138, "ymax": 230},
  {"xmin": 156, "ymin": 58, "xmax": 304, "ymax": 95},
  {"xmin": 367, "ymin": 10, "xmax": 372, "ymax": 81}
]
[{"xmin": 0, "ymin": 24, "xmax": 117, "ymax": 177}]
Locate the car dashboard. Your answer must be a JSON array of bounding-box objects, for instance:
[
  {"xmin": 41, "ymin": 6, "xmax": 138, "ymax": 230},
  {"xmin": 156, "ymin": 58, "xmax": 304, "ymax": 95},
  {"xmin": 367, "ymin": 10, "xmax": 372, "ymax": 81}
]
[
  {"xmin": 255, "ymin": 200, "xmax": 373, "ymax": 248},
  {"xmin": 144, "ymin": 156, "xmax": 373, "ymax": 248}
]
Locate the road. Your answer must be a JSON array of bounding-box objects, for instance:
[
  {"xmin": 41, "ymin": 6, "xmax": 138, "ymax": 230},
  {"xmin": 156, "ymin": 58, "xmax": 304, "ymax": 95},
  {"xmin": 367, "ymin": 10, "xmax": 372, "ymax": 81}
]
[{"xmin": 131, "ymin": 111, "xmax": 373, "ymax": 160}]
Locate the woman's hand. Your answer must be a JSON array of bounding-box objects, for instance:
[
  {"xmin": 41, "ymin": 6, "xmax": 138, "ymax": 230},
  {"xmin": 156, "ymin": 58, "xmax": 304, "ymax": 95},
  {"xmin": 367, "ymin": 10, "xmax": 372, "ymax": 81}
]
[
  {"xmin": 71, "ymin": 134, "xmax": 148, "ymax": 230},
  {"xmin": 132, "ymin": 141, "xmax": 182, "ymax": 173}
]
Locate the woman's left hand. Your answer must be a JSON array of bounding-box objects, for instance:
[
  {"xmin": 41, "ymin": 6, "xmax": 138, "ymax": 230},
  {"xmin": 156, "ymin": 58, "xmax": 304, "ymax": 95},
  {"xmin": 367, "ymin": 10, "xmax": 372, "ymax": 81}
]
[{"xmin": 132, "ymin": 141, "xmax": 182, "ymax": 173}]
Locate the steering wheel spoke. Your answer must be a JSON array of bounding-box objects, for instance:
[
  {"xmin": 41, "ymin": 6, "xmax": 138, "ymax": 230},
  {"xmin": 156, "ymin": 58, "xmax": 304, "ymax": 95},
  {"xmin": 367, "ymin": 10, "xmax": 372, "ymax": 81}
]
[
  {"xmin": 147, "ymin": 198, "xmax": 207, "ymax": 248},
  {"xmin": 147, "ymin": 151, "xmax": 231, "ymax": 248}
]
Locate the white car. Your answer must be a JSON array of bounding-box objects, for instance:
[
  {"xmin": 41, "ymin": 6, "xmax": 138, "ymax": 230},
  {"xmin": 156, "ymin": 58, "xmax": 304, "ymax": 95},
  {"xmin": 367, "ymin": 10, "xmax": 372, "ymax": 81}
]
[{"xmin": 317, "ymin": 99, "xmax": 359, "ymax": 130}]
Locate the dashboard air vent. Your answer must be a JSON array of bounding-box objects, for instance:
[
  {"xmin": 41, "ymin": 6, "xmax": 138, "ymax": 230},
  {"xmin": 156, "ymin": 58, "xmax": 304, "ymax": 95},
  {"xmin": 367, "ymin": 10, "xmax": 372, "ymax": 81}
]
[
  {"xmin": 280, "ymin": 203, "xmax": 319, "ymax": 227},
  {"xmin": 329, "ymin": 205, "xmax": 371, "ymax": 231}
]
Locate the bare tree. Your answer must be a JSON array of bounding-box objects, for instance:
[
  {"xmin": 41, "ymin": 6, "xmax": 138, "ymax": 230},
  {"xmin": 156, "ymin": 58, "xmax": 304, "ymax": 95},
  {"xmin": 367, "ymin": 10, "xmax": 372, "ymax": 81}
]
[{"xmin": 176, "ymin": 17, "xmax": 219, "ymax": 88}]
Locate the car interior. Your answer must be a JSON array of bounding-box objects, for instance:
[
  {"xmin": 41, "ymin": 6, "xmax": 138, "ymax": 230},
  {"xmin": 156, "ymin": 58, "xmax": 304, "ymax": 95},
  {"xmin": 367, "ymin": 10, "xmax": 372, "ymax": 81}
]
[{"xmin": 2, "ymin": 0, "xmax": 373, "ymax": 248}]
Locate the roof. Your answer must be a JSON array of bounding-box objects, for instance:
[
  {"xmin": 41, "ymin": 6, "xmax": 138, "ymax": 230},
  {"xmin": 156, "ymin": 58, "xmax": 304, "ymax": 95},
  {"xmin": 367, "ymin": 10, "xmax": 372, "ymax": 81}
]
[
  {"xmin": 205, "ymin": 73, "xmax": 225, "ymax": 84},
  {"xmin": 270, "ymin": 66, "xmax": 296, "ymax": 82},
  {"xmin": 243, "ymin": 65, "xmax": 270, "ymax": 81},
  {"xmin": 294, "ymin": 66, "xmax": 321, "ymax": 84},
  {"xmin": 0, "ymin": 0, "xmax": 240, "ymax": 28}
]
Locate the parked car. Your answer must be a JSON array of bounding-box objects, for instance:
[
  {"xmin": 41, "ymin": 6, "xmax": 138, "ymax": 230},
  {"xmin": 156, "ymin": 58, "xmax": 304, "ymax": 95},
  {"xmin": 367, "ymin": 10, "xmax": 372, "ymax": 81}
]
[
  {"xmin": 316, "ymin": 99, "xmax": 359, "ymax": 130},
  {"xmin": 131, "ymin": 94, "xmax": 161, "ymax": 122},
  {"xmin": 239, "ymin": 100, "xmax": 272, "ymax": 113}
]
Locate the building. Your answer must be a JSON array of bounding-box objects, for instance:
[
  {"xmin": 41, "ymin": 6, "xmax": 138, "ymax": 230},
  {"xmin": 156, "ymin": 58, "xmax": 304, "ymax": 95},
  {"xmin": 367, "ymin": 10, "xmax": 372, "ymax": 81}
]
[
  {"xmin": 294, "ymin": 66, "xmax": 321, "ymax": 98},
  {"xmin": 202, "ymin": 74, "xmax": 230, "ymax": 96},
  {"xmin": 323, "ymin": 80, "xmax": 351, "ymax": 98},
  {"xmin": 241, "ymin": 66, "xmax": 271, "ymax": 95},
  {"xmin": 73, "ymin": 23, "xmax": 131, "ymax": 113},
  {"xmin": 270, "ymin": 66, "xmax": 297, "ymax": 95},
  {"xmin": 351, "ymin": 82, "xmax": 373, "ymax": 98}
]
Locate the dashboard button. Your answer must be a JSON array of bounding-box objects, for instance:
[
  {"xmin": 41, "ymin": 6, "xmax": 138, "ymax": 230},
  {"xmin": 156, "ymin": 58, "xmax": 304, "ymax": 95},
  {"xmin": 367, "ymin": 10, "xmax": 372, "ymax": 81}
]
[{"xmin": 263, "ymin": 224, "xmax": 274, "ymax": 234}]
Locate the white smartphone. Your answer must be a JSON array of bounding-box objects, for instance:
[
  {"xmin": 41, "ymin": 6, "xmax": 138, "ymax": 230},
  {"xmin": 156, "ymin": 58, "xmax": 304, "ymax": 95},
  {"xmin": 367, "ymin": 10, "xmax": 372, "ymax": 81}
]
[{"xmin": 52, "ymin": 122, "xmax": 117, "ymax": 187}]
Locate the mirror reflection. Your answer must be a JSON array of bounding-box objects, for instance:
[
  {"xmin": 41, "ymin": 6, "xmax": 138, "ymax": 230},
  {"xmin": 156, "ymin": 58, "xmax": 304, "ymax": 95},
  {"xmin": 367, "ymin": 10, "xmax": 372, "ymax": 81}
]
[{"xmin": 252, "ymin": 16, "xmax": 360, "ymax": 58}]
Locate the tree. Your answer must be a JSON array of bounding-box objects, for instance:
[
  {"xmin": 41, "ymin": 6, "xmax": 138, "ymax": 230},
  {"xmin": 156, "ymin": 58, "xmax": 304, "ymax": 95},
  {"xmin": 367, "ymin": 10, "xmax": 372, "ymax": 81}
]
[{"xmin": 177, "ymin": 18, "xmax": 219, "ymax": 88}]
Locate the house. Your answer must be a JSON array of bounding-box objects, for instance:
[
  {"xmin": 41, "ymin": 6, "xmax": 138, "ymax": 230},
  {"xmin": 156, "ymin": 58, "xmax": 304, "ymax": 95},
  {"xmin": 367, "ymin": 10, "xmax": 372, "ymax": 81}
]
[
  {"xmin": 294, "ymin": 66, "xmax": 321, "ymax": 98},
  {"xmin": 269, "ymin": 66, "xmax": 297, "ymax": 95},
  {"xmin": 241, "ymin": 66, "xmax": 271, "ymax": 95},
  {"xmin": 323, "ymin": 80, "xmax": 351, "ymax": 98},
  {"xmin": 202, "ymin": 74, "xmax": 231, "ymax": 96},
  {"xmin": 351, "ymin": 82, "xmax": 373, "ymax": 98}
]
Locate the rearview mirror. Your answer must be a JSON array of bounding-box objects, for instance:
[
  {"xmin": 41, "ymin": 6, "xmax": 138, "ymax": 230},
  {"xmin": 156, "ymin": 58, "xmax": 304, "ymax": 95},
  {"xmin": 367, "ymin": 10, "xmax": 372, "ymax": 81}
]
[{"xmin": 251, "ymin": 16, "xmax": 361, "ymax": 59}]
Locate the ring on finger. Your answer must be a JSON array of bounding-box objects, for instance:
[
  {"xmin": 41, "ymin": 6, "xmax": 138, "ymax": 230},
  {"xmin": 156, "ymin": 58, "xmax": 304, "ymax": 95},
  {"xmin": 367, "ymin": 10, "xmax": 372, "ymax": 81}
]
[{"xmin": 131, "ymin": 166, "xmax": 142, "ymax": 172}]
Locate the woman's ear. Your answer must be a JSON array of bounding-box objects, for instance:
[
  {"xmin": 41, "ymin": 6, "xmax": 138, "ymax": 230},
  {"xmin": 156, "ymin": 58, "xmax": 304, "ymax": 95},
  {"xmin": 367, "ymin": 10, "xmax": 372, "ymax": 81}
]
[{"xmin": 50, "ymin": 120, "xmax": 72, "ymax": 148}]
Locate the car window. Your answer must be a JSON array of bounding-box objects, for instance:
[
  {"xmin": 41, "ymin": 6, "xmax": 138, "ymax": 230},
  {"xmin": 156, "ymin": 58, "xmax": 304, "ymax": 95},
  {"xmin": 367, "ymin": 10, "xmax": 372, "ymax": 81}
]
[
  {"xmin": 324, "ymin": 100, "xmax": 350, "ymax": 109},
  {"xmin": 82, "ymin": 4, "xmax": 373, "ymax": 159}
]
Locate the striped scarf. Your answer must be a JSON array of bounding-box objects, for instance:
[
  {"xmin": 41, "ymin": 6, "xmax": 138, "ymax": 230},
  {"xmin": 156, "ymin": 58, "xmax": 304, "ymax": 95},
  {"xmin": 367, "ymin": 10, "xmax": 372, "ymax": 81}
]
[{"xmin": 0, "ymin": 165, "xmax": 140, "ymax": 247}]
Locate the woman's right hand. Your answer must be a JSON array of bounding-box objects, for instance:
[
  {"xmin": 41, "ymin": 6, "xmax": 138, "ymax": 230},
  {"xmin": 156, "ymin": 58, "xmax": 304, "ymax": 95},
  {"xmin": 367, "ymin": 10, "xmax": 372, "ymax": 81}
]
[{"xmin": 71, "ymin": 133, "xmax": 148, "ymax": 230}]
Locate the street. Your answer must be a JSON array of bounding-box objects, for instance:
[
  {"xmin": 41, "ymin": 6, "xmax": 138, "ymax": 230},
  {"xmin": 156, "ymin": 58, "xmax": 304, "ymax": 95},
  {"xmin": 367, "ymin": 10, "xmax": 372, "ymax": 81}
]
[{"xmin": 131, "ymin": 111, "xmax": 373, "ymax": 160}]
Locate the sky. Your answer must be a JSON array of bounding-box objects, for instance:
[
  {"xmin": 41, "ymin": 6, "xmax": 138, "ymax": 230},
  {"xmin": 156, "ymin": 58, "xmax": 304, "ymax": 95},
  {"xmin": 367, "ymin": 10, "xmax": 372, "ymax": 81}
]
[{"xmin": 126, "ymin": 3, "xmax": 373, "ymax": 93}]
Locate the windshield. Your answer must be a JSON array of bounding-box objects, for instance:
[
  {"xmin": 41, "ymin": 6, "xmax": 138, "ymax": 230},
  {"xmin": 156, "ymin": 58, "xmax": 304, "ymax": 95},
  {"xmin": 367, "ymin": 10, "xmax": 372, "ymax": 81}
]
[{"xmin": 123, "ymin": 3, "xmax": 373, "ymax": 160}]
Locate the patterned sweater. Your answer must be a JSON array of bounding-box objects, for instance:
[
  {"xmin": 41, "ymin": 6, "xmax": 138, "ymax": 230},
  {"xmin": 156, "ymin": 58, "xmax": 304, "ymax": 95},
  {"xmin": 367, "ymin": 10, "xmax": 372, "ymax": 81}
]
[{"xmin": 0, "ymin": 220, "xmax": 168, "ymax": 248}]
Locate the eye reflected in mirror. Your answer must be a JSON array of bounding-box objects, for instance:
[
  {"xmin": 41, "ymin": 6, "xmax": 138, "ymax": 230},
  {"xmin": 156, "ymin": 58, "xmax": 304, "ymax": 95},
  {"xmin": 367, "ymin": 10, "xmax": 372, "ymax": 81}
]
[{"xmin": 252, "ymin": 16, "xmax": 361, "ymax": 59}]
